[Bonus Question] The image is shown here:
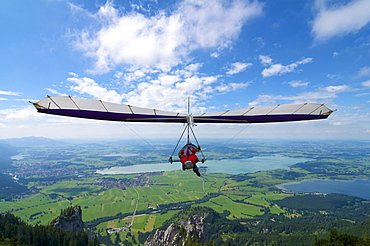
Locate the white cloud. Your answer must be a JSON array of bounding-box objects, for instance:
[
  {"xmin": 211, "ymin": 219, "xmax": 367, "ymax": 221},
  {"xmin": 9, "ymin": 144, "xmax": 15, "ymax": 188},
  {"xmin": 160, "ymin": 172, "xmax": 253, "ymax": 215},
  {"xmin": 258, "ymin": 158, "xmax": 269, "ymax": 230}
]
[
  {"xmin": 324, "ymin": 85, "xmax": 350, "ymax": 92},
  {"xmin": 16, "ymin": 99, "xmax": 39, "ymax": 102},
  {"xmin": 210, "ymin": 52, "xmax": 220, "ymax": 58},
  {"xmin": 332, "ymin": 122, "xmax": 345, "ymax": 126},
  {"xmin": 362, "ymin": 80, "xmax": 370, "ymax": 87},
  {"xmin": 69, "ymin": 72, "xmax": 79, "ymax": 77},
  {"xmin": 65, "ymin": 65, "xmax": 250, "ymax": 113},
  {"xmin": 125, "ymin": 71, "xmax": 250, "ymax": 112},
  {"xmin": 184, "ymin": 63, "xmax": 199, "ymax": 71},
  {"xmin": 312, "ymin": 0, "xmax": 370, "ymax": 41},
  {"xmin": 249, "ymin": 84, "xmax": 350, "ymax": 106},
  {"xmin": 178, "ymin": 0, "xmax": 263, "ymax": 48},
  {"xmin": 124, "ymin": 74, "xmax": 220, "ymax": 112},
  {"xmin": 214, "ymin": 82, "xmax": 250, "ymax": 93},
  {"xmin": 67, "ymin": 76, "xmax": 124, "ymax": 104},
  {"xmin": 327, "ymin": 73, "xmax": 337, "ymax": 79},
  {"xmin": 332, "ymin": 51, "xmax": 340, "ymax": 57},
  {"xmin": 288, "ymin": 80, "xmax": 309, "ymax": 87},
  {"xmin": 357, "ymin": 67, "xmax": 370, "ymax": 78},
  {"xmin": 226, "ymin": 62, "xmax": 252, "ymax": 75},
  {"xmin": 0, "ymin": 90, "xmax": 21, "ymax": 96},
  {"xmin": 259, "ymin": 55, "xmax": 273, "ymax": 66},
  {"xmin": 63, "ymin": 1, "xmax": 264, "ymax": 114},
  {"xmin": 0, "ymin": 107, "xmax": 40, "ymax": 121},
  {"xmin": 70, "ymin": 0, "xmax": 263, "ymax": 74},
  {"xmin": 356, "ymin": 92, "xmax": 370, "ymax": 97},
  {"xmin": 64, "ymin": 1, "xmax": 265, "ymax": 113},
  {"xmin": 46, "ymin": 88, "xmax": 68, "ymax": 96},
  {"xmin": 259, "ymin": 56, "xmax": 313, "ymax": 77},
  {"xmin": 228, "ymin": 82, "xmax": 251, "ymax": 91}
]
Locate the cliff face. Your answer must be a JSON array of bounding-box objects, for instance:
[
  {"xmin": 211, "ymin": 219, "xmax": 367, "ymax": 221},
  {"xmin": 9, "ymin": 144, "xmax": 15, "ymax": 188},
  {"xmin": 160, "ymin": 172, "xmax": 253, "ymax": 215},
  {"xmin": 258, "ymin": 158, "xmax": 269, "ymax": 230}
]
[
  {"xmin": 51, "ymin": 205, "xmax": 84, "ymax": 233},
  {"xmin": 144, "ymin": 214, "xmax": 206, "ymax": 246}
]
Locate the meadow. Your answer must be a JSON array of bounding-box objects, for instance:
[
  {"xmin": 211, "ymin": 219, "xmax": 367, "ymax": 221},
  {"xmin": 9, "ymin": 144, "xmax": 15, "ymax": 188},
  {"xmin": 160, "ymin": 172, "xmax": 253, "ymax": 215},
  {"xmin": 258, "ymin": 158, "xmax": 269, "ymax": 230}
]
[
  {"xmin": 3, "ymin": 139, "xmax": 369, "ymax": 244},
  {"xmin": 0, "ymin": 168, "xmax": 294, "ymax": 244}
]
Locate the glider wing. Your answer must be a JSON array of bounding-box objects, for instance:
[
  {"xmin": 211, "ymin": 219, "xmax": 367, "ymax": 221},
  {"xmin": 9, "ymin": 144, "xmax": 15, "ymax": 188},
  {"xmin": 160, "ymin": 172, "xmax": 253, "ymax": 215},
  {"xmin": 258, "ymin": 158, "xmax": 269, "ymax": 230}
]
[
  {"xmin": 193, "ymin": 103, "xmax": 333, "ymax": 123},
  {"xmin": 32, "ymin": 96, "xmax": 333, "ymax": 124},
  {"xmin": 32, "ymin": 96, "xmax": 188, "ymax": 123}
]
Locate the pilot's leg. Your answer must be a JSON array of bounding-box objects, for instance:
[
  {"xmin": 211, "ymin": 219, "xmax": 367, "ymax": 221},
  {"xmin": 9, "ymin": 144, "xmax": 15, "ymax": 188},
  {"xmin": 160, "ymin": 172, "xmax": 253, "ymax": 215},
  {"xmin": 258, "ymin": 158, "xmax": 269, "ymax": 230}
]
[
  {"xmin": 193, "ymin": 164, "xmax": 201, "ymax": 176},
  {"xmin": 180, "ymin": 156, "xmax": 186, "ymax": 171}
]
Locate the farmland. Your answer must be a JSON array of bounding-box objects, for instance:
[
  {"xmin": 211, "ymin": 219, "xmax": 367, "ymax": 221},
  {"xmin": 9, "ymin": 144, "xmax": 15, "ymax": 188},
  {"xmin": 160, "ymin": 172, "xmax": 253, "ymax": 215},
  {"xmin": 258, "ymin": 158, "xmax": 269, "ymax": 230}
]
[
  {"xmin": 1, "ymin": 169, "xmax": 293, "ymax": 244},
  {"xmin": 1, "ymin": 138, "xmax": 370, "ymax": 244}
]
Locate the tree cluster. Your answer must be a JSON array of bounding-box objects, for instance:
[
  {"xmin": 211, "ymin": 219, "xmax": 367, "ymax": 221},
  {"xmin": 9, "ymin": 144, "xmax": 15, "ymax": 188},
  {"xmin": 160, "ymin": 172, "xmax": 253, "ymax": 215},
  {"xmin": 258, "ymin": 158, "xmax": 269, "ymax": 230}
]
[
  {"xmin": 0, "ymin": 212, "xmax": 99, "ymax": 246},
  {"xmin": 139, "ymin": 195, "xmax": 370, "ymax": 246}
]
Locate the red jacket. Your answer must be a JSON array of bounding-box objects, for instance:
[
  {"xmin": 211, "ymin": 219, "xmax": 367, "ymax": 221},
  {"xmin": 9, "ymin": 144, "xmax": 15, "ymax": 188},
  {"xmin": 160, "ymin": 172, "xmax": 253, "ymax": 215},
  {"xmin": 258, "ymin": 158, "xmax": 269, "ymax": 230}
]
[{"xmin": 179, "ymin": 144, "xmax": 199, "ymax": 165}]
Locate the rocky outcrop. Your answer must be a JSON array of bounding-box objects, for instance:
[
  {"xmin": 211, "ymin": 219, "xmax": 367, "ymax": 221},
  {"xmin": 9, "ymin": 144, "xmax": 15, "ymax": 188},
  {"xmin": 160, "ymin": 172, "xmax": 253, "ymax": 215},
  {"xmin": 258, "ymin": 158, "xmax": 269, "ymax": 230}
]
[
  {"xmin": 144, "ymin": 214, "xmax": 206, "ymax": 246},
  {"xmin": 50, "ymin": 205, "xmax": 84, "ymax": 233},
  {"xmin": 144, "ymin": 223, "xmax": 181, "ymax": 246}
]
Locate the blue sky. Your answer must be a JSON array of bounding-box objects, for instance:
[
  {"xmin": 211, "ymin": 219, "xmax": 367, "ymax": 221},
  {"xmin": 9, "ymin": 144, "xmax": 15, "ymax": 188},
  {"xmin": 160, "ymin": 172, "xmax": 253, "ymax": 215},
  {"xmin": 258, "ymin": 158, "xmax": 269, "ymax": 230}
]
[{"xmin": 1, "ymin": 0, "xmax": 370, "ymax": 140}]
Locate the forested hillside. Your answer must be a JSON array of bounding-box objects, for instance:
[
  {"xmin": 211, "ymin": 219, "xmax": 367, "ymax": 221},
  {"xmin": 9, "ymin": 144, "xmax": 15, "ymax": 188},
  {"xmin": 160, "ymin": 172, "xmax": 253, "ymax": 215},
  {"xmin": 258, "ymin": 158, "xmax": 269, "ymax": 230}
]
[
  {"xmin": 0, "ymin": 210, "xmax": 99, "ymax": 246},
  {"xmin": 0, "ymin": 173, "xmax": 28, "ymax": 200},
  {"xmin": 140, "ymin": 205, "xmax": 370, "ymax": 246},
  {"xmin": 0, "ymin": 142, "xmax": 28, "ymax": 199},
  {"xmin": 0, "ymin": 142, "xmax": 17, "ymax": 171},
  {"xmin": 1, "ymin": 139, "xmax": 369, "ymax": 245}
]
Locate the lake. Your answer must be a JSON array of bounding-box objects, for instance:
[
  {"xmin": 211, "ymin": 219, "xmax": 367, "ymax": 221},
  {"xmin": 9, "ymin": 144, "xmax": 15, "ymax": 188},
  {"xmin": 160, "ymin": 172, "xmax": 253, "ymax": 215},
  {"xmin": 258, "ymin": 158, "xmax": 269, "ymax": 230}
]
[
  {"xmin": 277, "ymin": 179, "xmax": 370, "ymax": 200},
  {"xmin": 103, "ymin": 154, "xmax": 139, "ymax": 157},
  {"xmin": 10, "ymin": 154, "xmax": 26, "ymax": 160},
  {"xmin": 96, "ymin": 154, "xmax": 311, "ymax": 175}
]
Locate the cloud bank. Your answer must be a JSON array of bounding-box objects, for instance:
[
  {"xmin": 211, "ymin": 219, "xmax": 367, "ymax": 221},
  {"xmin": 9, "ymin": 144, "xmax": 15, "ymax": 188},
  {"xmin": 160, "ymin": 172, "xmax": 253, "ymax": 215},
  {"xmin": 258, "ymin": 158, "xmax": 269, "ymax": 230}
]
[
  {"xmin": 72, "ymin": 0, "xmax": 263, "ymax": 74},
  {"xmin": 66, "ymin": 0, "xmax": 263, "ymax": 111},
  {"xmin": 249, "ymin": 84, "xmax": 350, "ymax": 106},
  {"xmin": 312, "ymin": 0, "xmax": 370, "ymax": 41}
]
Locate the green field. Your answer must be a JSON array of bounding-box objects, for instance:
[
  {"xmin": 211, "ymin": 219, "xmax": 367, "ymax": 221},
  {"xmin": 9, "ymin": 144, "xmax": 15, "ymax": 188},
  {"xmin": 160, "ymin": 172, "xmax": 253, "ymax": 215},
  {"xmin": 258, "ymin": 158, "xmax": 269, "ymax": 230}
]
[
  {"xmin": 3, "ymin": 140, "xmax": 370, "ymax": 244},
  {"xmin": 0, "ymin": 168, "xmax": 297, "ymax": 243}
]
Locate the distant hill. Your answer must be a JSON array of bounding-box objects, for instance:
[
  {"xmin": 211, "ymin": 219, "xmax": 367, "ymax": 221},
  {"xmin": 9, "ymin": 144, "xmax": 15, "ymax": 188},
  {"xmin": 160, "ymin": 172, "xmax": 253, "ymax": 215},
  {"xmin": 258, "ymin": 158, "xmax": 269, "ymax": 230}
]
[
  {"xmin": 3, "ymin": 136, "xmax": 66, "ymax": 147},
  {"xmin": 0, "ymin": 142, "xmax": 18, "ymax": 171},
  {"xmin": 0, "ymin": 141, "xmax": 18, "ymax": 158},
  {"xmin": 0, "ymin": 173, "xmax": 28, "ymax": 199}
]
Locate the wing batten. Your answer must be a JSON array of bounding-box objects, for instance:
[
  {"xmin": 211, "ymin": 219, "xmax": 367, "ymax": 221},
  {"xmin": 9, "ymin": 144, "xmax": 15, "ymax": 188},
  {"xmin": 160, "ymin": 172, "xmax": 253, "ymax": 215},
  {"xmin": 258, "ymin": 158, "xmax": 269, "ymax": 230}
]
[
  {"xmin": 308, "ymin": 104, "xmax": 324, "ymax": 115},
  {"xmin": 100, "ymin": 100, "xmax": 109, "ymax": 112},
  {"xmin": 48, "ymin": 96, "xmax": 61, "ymax": 109},
  {"xmin": 292, "ymin": 103, "xmax": 306, "ymax": 114},
  {"xmin": 220, "ymin": 110, "xmax": 229, "ymax": 116},
  {"xmin": 128, "ymin": 105, "xmax": 134, "ymax": 114},
  {"xmin": 69, "ymin": 96, "xmax": 80, "ymax": 110},
  {"xmin": 266, "ymin": 104, "xmax": 280, "ymax": 115},
  {"xmin": 32, "ymin": 96, "xmax": 333, "ymax": 124},
  {"xmin": 242, "ymin": 107, "xmax": 254, "ymax": 116}
]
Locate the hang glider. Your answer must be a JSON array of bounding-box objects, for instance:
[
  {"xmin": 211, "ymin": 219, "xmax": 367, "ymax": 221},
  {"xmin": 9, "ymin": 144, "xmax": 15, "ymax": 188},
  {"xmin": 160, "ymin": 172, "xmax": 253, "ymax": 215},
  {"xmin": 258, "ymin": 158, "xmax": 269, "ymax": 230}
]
[{"xmin": 32, "ymin": 96, "xmax": 333, "ymax": 124}]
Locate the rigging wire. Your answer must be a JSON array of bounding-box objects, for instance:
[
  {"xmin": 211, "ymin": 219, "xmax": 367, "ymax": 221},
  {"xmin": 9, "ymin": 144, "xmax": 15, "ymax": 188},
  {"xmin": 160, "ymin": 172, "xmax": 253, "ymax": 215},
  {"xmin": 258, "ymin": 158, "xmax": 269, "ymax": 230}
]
[
  {"xmin": 170, "ymin": 125, "xmax": 188, "ymax": 158},
  {"xmin": 189, "ymin": 125, "xmax": 206, "ymax": 161},
  {"xmin": 169, "ymin": 123, "xmax": 206, "ymax": 162},
  {"xmin": 122, "ymin": 122, "xmax": 154, "ymax": 147},
  {"xmin": 216, "ymin": 123, "xmax": 252, "ymax": 150}
]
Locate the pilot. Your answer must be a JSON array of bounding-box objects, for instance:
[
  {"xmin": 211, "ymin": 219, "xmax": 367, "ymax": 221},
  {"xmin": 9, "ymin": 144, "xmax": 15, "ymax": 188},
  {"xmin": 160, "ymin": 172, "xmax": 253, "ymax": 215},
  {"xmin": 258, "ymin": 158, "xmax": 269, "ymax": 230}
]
[{"xmin": 178, "ymin": 142, "xmax": 201, "ymax": 176}]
